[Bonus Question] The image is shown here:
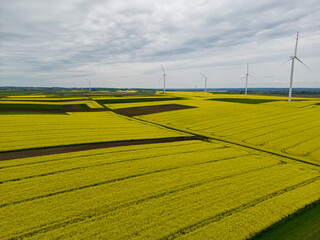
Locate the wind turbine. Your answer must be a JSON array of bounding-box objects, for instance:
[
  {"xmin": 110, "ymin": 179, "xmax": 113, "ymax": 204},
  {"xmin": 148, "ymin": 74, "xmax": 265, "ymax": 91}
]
[
  {"xmin": 159, "ymin": 65, "xmax": 167, "ymax": 94},
  {"xmin": 200, "ymin": 73, "xmax": 208, "ymax": 94},
  {"xmin": 242, "ymin": 63, "xmax": 254, "ymax": 95},
  {"xmin": 283, "ymin": 32, "xmax": 311, "ymax": 102},
  {"xmin": 86, "ymin": 79, "xmax": 91, "ymax": 92}
]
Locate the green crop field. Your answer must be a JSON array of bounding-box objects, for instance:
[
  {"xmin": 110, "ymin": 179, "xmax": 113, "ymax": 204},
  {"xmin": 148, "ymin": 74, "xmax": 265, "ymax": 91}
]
[{"xmin": 0, "ymin": 92, "xmax": 319, "ymax": 240}]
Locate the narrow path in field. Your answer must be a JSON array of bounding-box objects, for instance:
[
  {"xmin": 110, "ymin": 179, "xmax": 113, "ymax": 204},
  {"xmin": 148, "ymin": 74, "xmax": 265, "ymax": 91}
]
[{"xmin": 0, "ymin": 136, "xmax": 201, "ymax": 161}]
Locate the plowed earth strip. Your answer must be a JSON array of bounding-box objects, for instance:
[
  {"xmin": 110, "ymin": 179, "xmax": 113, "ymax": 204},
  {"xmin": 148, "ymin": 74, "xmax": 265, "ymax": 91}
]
[
  {"xmin": 0, "ymin": 136, "xmax": 202, "ymax": 161},
  {"xmin": 115, "ymin": 104, "xmax": 196, "ymax": 117}
]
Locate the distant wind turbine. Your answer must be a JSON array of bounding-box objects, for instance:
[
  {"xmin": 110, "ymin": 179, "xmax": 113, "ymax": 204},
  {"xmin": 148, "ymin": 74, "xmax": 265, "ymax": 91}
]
[
  {"xmin": 86, "ymin": 79, "xmax": 91, "ymax": 92},
  {"xmin": 241, "ymin": 63, "xmax": 254, "ymax": 95},
  {"xmin": 282, "ymin": 32, "xmax": 311, "ymax": 102},
  {"xmin": 159, "ymin": 65, "xmax": 167, "ymax": 94},
  {"xmin": 200, "ymin": 73, "xmax": 208, "ymax": 94}
]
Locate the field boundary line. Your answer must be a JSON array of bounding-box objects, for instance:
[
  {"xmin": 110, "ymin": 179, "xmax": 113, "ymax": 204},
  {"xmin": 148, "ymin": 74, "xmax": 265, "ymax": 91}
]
[
  {"xmin": 250, "ymin": 198, "xmax": 320, "ymax": 240},
  {"xmin": 128, "ymin": 116, "xmax": 320, "ymax": 167}
]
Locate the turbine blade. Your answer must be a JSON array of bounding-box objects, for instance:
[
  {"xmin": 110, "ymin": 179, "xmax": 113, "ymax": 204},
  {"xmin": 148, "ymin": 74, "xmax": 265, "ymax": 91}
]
[
  {"xmin": 159, "ymin": 76, "xmax": 164, "ymax": 82},
  {"xmin": 280, "ymin": 58, "xmax": 291, "ymax": 66},
  {"xmin": 200, "ymin": 73, "xmax": 207, "ymax": 79},
  {"xmin": 248, "ymin": 74, "xmax": 255, "ymax": 78},
  {"xmin": 295, "ymin": 57, "xmax": 311, "ymax": 70},
  {"xmin": 161, "ymin": 65, "xmax": 165, "ymax": 74}
]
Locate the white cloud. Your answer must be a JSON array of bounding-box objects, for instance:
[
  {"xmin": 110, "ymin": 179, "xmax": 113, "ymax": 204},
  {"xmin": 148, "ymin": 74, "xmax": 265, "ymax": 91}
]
[{"xmin": 0, "ymin": 0, "xmax": 319, "ymax": 88}]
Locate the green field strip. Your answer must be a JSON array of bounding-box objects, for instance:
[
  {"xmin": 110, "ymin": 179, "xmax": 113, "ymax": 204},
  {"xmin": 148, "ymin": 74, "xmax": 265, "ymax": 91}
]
[
  {"xmin": 13, "ymin": 165, "xmax": 319, "ymax": 240},
  {"xmin": 0, "ymin": 150, "xmax": 254, "ymax": 207},
  {"xmin": 183, "ymin": 180, "xmax": 320, "ymax": 240},
  {"xmin": 0, "ymin": 140, "xmax": 209, "ymax": 169},
  {"xmin": 0, "ymin": 143, "xmax": 220, "ymax": 183},
  {"xmin": 249, "ymin": 200, "xmax": 320, "ymax": 240},
  {"xmin": 2, "ymin": 159, "xmax": 282, "ymax": 239}
]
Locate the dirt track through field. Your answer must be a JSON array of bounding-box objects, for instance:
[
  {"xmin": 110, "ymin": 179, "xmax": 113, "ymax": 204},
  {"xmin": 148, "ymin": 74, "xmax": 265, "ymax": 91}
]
[
  {"xmin": 0, "ymin": 136, "xmax": 202, "ymax": 161},
  {"xmin": 116, "ymin": 104, "xmax": 196, "ymax": 117}
]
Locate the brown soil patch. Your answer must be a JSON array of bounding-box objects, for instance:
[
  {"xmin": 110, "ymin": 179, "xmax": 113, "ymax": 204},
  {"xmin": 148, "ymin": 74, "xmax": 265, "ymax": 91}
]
[
  {"xmin": 116, "ymin": 104, "xmax": 196, "ymax": 117},
  {"xmin": 0, "ymin": 136, "xmax": 201, "ymax": 161},
  {"xmin": 60, "ymin": 105, "xmax": 107, "ymax": 112}
]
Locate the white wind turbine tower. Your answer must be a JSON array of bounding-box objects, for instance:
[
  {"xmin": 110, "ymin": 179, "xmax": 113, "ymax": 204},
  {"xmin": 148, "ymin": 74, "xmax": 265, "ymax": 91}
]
[
  {"xmin": 86, "ymin": 79, "xmax": 91, "ymax": 92},
  {"xmin": 159, "ymin": 65, "xmax": 167, "ymax": 94},
  {"xmin": 242, "ymin": 63, "xmax": 254, "ymax": 95},
  {"xmin": 200, "ymin": 73, "xmax": 208, "ymax": 94},
  {"xmin": 283, "ymin": 32, "xmax": 311, "ymax": 102}
]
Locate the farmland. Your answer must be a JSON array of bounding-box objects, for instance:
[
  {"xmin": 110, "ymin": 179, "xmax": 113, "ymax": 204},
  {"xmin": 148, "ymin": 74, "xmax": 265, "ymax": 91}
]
[
  {"xmin": 110, "ymin": 92, "xmax": 320, "ymax": 164},
  {"xmin": 0, "ymin": 91, "xmax": 320, "ymax": 239}
]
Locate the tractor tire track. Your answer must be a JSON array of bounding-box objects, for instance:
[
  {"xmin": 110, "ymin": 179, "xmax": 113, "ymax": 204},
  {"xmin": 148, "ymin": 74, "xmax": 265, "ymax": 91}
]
[
  {"xmin": 0, "ymin": 146, "xmax": 227, "ymax": 184},
  {"xmin": 159, "ymin": 176, "xmax": 320, "ymax": 240},
  {"xmin": 5, "ymin": 162, "xmax": 281, "ymax": 240},
  {"xmin": 0, "ymin": 153, "xmax": 255, "ymax": 208}
]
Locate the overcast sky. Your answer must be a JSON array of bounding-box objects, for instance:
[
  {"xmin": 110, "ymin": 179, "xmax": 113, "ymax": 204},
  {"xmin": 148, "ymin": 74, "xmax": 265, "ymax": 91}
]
[{"xmin": 0, "ymin": 0, "xmax": 319, "ymax": 89}]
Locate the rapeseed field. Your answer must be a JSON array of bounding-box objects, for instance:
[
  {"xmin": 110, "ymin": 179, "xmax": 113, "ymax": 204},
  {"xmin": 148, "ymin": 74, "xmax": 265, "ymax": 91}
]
[
  {"xmin": 113, "ymin": 93, "xmax": 320, "ymax": 164},
  {"xmin": 0, "ymin": 92, "xmax": 319, "ymax": 239}
]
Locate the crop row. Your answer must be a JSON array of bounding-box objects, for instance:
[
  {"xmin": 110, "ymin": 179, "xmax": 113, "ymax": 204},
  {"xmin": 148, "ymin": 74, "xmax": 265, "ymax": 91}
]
[
  {"xmin": 0, "ymin": 141, "xmax": 275, "ymax": 238},
  {"xmin": 0, "ymin": 144, "xmax": 251, "ymax": 206},
  {"xmin": 8, "ymin": 163, "xmax": 318, "ymax": 240}
]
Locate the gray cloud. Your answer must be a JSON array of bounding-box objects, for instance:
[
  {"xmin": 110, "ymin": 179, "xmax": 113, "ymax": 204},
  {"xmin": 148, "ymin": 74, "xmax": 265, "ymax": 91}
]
[{"xmin": 0, "ymin": 0, "xmax": 319, "ymax": 88}]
